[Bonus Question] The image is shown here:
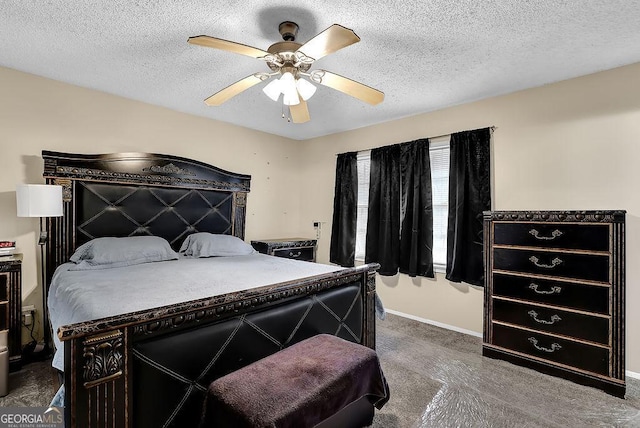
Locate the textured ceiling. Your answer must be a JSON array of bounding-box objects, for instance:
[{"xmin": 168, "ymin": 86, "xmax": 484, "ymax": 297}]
[{"xmin": 2, "ymin": 1, "xmax": 640, "ymax": 140}]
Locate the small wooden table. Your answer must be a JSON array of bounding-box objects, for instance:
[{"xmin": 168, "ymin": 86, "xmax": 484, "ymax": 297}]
[{"xmin": 0, "ymin": 254, "xmax": 22, "ymax": 371}]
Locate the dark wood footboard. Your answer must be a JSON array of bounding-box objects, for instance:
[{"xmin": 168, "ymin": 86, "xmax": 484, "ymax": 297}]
[{"xmin": 60, "ymin": 263, "xmax": 379, "ymax": 428}]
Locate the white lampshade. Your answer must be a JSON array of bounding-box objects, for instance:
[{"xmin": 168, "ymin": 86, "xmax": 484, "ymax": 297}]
[
  {"xmin": 262, "ymin": 79, "xmax": 282, "ymax": 102},
  {"xmin": 16, "ymin": 184, "xmax": 63, "ymax": 218},
  {"xmin": 296, "ymin": 78, "xmax": 317, "ymax": 101},
  {"xmin": 280, "ymin": 72, "xmax": 300, "ymax": 106}
]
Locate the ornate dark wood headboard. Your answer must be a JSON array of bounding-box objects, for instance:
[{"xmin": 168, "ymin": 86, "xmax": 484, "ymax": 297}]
[{"xmin": 42, "ymin": 151, "xmax": 251, "ymax": 290}]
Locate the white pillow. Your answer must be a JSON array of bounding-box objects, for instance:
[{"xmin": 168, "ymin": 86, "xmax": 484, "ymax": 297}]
[{"xmin": 179, "ymin": 233, "xmax": 256, "ymax": 257}]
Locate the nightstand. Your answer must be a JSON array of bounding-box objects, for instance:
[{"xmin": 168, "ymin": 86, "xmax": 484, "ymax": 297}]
[
  {"xmin": 0, "ymin": 254, "xmax": 22, "ymax": 371},
  {"xmin": 251, "ymin": 238, "xmax": 317, "ymax": 262}
]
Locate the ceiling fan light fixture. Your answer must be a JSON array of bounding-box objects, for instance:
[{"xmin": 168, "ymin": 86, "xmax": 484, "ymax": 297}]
[
  {"xmin": 296, "ymin": 78, "xmax": 316, "ymax": 101},
  {"xmin": 262, "ymin": 79, "xmax": 282, "ymax": 101},
  {"xmin": 280, "ymin": 72, "xmax": 300, "ymax": 105},
  {"xmin": 282, "ymin": 91, "xmax": 300, "ymax": 106}
]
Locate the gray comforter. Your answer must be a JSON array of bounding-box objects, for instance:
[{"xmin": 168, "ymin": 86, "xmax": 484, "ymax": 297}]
[{"xmin": 48, "ymin": 254, "xmax": 341, "ymax": 371}]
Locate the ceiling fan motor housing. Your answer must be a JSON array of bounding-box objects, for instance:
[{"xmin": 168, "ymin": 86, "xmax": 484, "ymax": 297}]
[{"xmin": 278, "ymin": 21, "xmax": 299, "ymax": 41}]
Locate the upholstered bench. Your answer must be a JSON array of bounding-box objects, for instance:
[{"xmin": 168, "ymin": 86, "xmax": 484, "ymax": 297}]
[{"xmin": 200, "ymin": 334, "xmax": 389, "ymax": 428}]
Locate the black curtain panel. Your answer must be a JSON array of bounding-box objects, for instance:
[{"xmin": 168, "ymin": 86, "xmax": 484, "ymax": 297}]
[
  {"xmin": 446, "ymin": 127, "xmax": 491, "ymax": 286},
  {"xmin": 399, "ymin": 139, "xmax": 434, "ymax": 278},
  {"xmin": 365, "ymin": 145, "xmax": 401, "ymax": 275},
  {"xmin": 330, "ymin": 152, "xmax": 358, "ymax": 267}
]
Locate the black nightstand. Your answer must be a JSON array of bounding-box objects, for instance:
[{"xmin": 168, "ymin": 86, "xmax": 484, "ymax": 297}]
[
  {"xmin": 0, "ymin": 254, "xmax": 22, "ymax": 371},
  {"xmin": 251, "ymin": 238, "xmax": 317, "ymax": 262}
]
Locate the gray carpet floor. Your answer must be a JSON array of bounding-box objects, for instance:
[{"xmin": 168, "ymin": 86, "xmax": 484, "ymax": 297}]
[
  {"xmin": 374, "ymin": 314, "xmax": 640, "ymax": 427},
  {"xmin": 0, "ymin": 358, "xmax": 58, "ymax": 407},
  {"xmin": 2, "ymin": 314, "xmax": 639, "ymax": 427}
]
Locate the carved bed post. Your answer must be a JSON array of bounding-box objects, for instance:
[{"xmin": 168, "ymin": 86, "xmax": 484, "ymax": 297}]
[
  {"xmin": 66, "ymin": 329, "xmax": 128, "ymax": 427},
  {"xmin": 233, "ymin": 192, "xmax": 248, "ymax": 240},
  {"xmin": 363, "ymin": 270, "xmax": 377, "ymax": 349}
]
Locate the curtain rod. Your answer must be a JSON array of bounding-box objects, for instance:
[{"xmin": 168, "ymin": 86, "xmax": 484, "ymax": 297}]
[{"xmin": 336, "ymin": 126, "xmax": 497, "ymax": 156}]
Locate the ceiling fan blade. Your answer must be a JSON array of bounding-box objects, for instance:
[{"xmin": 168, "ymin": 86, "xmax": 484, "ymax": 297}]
[
  {"xmin": 314, "ymin": 71, "xmax": 384, "ymax": 105},
  {"xmin": 188, "ymin": 35, "xmax": 269, "ymax": 59},
  {"xmin": 204, "ymin": 74, "xmax": 264, "ymax": 106},
  {"xmin": 290, "ymin": 97, "xmax": 310, "ymax": 123},
  {"xmin": 296, "ymin": 24, "xmax": 360, "ymax": 61}
]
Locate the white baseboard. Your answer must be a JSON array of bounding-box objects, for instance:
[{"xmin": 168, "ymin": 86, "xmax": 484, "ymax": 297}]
[
  {"xmin": 384, "ymin": 309, "xmax": 483, "ymax": 338},
  {"xmin": 385, "ymin": 309, "xmax": 640, "ymax": 380},
  {"xmin": 626, "ymin": 370, "xmax": 640, "ymax": 380}
]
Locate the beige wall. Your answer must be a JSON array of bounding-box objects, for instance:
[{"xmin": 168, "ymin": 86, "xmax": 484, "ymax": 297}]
[
  {"xmin": 3, "ymin": 62, "xmax": 640, "ymax": 374},
  {"xmin": 299, "ymin": 62, "xmax": 640, "ymax": 373},
  {"xmin": 0, "ymin": 67, "xmax": 305, "ymax": 344}
]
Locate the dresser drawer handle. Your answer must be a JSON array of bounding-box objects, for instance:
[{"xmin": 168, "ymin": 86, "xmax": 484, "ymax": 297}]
[
  {"xmin": 289, "ymin": 251, "xmax": 302, "ymax": 258},
  {"xmin": 528, "ymin": 337, "xmax": 562, "ymax": 353},
  {"xmin": 529, "ymin": 256, "xmax": 563, "ymax": 269},
  {"xmin": 528, "ymin": 284, "xmax": 562, "ymax": 295},
  {"xmin": 529, "ymin": 229, "xmax": 563, "ymax": 240},
  {"xmin": 527, "ymin": 310, "xmax": 561, "ymax": 325}
]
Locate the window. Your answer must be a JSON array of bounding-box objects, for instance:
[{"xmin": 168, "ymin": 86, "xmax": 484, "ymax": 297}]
[
  {"xmin": 355, "ymin": 151, "xmax": 371, "ymax": 261},
  {"xmin": 429, "ymin": 136, "xmax": 450, "ymax": 268},
  {"xmin": 354, "ymin": 137, "xmax": 450, "ymax": 270}
]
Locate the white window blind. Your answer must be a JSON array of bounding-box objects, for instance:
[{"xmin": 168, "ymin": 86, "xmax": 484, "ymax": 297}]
[
  {"xmin": 429, "ymin": 136, "xmax": 451, "ymax": 268},
  {"xmin": 355, "ymin": 151, "xmax": 371, "ymax": 261},
  {"xmin": 354, "ymin": 138, "xmax": 450, "ymax": 270}
]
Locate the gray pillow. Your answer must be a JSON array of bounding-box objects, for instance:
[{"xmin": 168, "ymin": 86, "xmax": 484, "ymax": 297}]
[
  {"xmin": 69, "ymin": 236, "xmax": 179, "ymax": 270},
  {"xmin": 179, "ymin": 233, "xmax": 256, "ymax": 257}
]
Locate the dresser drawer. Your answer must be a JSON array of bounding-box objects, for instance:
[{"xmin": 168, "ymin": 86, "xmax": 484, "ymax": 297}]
[
  {"xmin": 272, "ymin": 246, "xmax": 315, "ymax": 261},
  {"xmin": 493, "ymin": 223, "xmax": 610, "ymax": 251},
  {"xmin": 492, "ymin": 299, "xmax": 609, "ymax": 345},
  {"xmin": 492, "ymin": 274, "xmax": 610, "ymax": 314},
  {"xmin": 492, "ymin": 323, "xmax": 609, "ymax": 376},
  {"xmin": 493, "ymin": 248, "xmax": 610, "ymax": 283}
]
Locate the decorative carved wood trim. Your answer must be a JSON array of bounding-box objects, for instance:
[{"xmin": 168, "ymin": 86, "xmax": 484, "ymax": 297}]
[
  {"xmin": 233, "ymin": 192, "xmax": 248, "ymax": 239},
  {"xmin": 53, "ymin": 178, "xmax": 73, "ymax": 202},
  {"xmin": 260, "ymin": 240, "xmax": 317, "ymax": 249},
  {"xmin": 142, "ymin": 163, "xmax": 195, "ymax": 175},
  {"xmin": 53, "ymin": 165, "xmax": 248, "ymax": 191},
  {"xmin": 364, "ymin": 271, "xmax": 377, "ymax": 349},
  {"xmin": 484, "ymin": 210, "xmax": 625, "ymax": 223},
  {"xmin": 234, "ymin": 191, "xmax": 247, "ymax": 207},
  {"xmin": 82, "ymin": 330, "xmax": 124, "ymax": 388},
  {"xmin": 42, "ymin": 151, "xmax": 251, "ymax": 192}
]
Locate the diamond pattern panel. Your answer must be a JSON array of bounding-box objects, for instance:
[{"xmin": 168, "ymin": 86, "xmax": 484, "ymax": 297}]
[
  {"xmin": 131, "ymin": 284, "xmax": 363, "ymax": 427},
  {"xmin": 75, "ymin": 182, "xmax": 234, "ymax": 249}
]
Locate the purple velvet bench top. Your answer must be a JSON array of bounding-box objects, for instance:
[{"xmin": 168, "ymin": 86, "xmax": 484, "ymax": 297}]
[{"xmin": 200, "ymin": 334, "xmax": 389, "ymax": 428}]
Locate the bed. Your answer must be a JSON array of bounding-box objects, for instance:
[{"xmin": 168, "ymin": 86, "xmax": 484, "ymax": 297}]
[{"xmin": 42, "ymin": 151, "xmax": 379, "ymax": 428}]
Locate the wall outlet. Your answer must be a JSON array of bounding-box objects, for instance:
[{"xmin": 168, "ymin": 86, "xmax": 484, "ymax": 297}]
[
  {"xmin": 313, "ymin": 221, "xmax": 326, "ymax": 239},
  {"xmin": 22, "ymin": 305, "xmax": 36, "ymax": 326}
]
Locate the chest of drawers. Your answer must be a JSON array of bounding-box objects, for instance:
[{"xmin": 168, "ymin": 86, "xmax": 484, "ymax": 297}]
[{"xmin": 483, "ymin": 211, "xmax": 625, "ymax": 397}]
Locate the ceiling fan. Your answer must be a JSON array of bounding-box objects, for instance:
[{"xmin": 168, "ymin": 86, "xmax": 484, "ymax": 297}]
[{"xmin": 188, "ymin": 21, "xmax": 384, "ymax": 123}]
